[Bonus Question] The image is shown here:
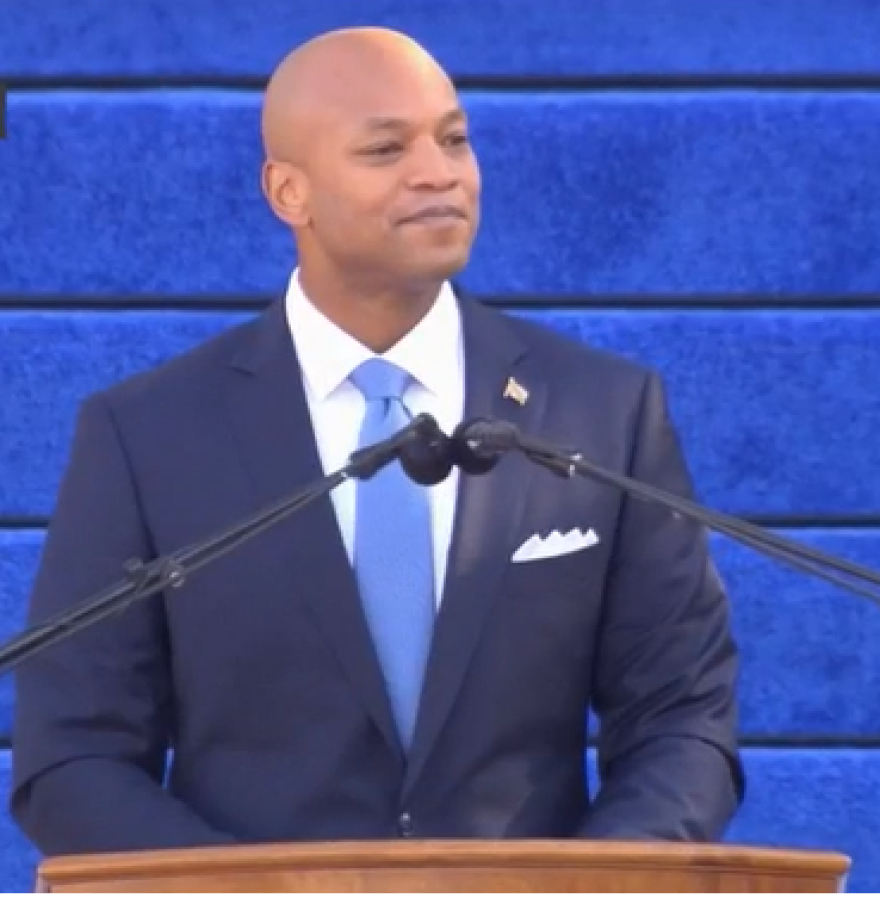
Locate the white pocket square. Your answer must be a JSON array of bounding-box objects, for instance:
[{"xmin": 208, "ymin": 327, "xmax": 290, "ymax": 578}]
[{"xmin": 511, "ymin": 527, "xmax": 600, "ymax": 563}]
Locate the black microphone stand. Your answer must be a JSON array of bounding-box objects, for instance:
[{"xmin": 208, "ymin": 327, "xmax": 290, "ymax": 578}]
[
  {"xmin": 0, "ymin": 414, "xmax": 439, "ymax": 676},
  {"xmin": 459, "ymin": 420, "xmax": 880, "ymax": 606}
]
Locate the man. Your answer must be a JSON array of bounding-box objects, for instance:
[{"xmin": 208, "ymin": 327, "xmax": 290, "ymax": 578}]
[{"xmin": 11, "ymin": 28, "xmax": 743, "ymax": 853}]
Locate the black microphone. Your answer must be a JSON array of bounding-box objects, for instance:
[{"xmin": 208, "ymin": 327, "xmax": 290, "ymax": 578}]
[
  {"xmin": 399, "ymin": 414, "xmax": 454, "ymax": 485},
  {"xmin": 450, "ymin": 423, "xmax": 504, "ymax": 475},
  {"xmin": 452, "ymin": 419, "xmax": 517, "ymax": 472},
  {"xmin": 453, "ymin": 418, "xmax": 880, "ymax": 607},
  {"xmin": 400, "ymin": 415, "xmax": 503, "ymax": 484},
  {"xmin": 0, "ymin": 413, "xmax": 442, "ymax": 676}
]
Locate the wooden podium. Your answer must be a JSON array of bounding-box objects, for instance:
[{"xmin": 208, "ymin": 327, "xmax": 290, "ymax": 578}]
[{"xmin": 36, "ymin": 840, "xmax": 850, "ymax": 892}]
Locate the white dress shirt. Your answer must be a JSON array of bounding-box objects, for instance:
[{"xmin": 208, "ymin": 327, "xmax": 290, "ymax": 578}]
[{"xmin": 284, "ymin": 269, "xmax": 464, "ymax": 606}]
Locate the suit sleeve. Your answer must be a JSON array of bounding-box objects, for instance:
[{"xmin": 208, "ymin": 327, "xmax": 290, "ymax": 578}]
[
  {"xmin": 578, "ymin": 371, "xmax": 745, "ymax": 841},
  {"xmin": 10, "ymin": 392, "xmax": 235, "ymax": 855}
]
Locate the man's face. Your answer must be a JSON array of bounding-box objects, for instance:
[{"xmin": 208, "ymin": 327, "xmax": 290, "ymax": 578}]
[{"xmin": 299, "ymin": 64, "xmax": 481, "ymax": 285}]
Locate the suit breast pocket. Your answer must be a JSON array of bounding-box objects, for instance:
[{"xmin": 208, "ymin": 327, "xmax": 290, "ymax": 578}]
[
  {"xmin": 504, "ymin": 541, "xmax": 607, "ymax": 598},
  {"xmin": 494, "ymin": 541, "xmax": 608, "ymax": 670}
]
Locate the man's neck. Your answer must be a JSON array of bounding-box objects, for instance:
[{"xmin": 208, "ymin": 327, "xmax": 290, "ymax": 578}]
[{"xmin": 297, "ymin": 266, "xmax": 443, "ymax": 354}]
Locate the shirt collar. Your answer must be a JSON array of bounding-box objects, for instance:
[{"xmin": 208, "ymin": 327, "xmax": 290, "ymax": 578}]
[{"xmin": 284, "ymin": 268, "xmax": 462, "ymax": 401}]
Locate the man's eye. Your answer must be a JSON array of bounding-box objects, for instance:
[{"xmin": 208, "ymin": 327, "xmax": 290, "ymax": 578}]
[{"xmin": 365, "ymin": 143, "xmax": 402, "ymax": 156}]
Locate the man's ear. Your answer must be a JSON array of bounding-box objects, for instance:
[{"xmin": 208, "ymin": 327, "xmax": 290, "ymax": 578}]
[{"xmin": 261, "ymin": 159, "xmax": 310, "ymax": 228}]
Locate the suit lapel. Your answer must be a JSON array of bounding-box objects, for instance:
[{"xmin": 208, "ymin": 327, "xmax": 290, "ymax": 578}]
[
  {"xmin": 402, "ymin": 296, "xmax": 549, "ymax": 797},
  {"xmin": 224, "ymin": 299, "xmax": 402, "ymax": 758}
]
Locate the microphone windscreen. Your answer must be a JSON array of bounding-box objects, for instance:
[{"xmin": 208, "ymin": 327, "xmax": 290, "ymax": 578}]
[
  {"xmin": 450, "ymin": 419, "xmax": 503, "ymax": 475},
  {"xmin": 399, "ymin": 430, "xmax": 454, "ymax": 486}
]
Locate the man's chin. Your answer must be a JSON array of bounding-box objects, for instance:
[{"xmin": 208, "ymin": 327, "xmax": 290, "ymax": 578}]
[{"xmin": 400, "ymin": 244, "xmax": 472, "ymax": 284}]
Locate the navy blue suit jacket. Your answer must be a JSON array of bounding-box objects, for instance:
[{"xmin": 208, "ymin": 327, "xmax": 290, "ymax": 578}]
[{"xmin": 11, "ymin": 294, "xmax": 743, "ymax": 854}]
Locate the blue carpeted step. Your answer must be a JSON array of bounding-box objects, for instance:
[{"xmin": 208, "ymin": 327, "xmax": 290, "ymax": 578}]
[
  {"xmin": 3, "ymin": 527, "xmax": 880, "ymax": 740},
  {"xmin": 711, "ymin": 529, "xmax": 880, "ymax": 737},
  {"xmin": 2, "ymin": 309, "xmax": 879, "ymax": 518},
  {"xmin": 3, "ymin": 90, "xmax": 880, "ymax": 298},
  {"xmin": 0, "ymin": 748, "xmax": 39, "ymax": 891},
  {"xmin": 3, "ymin": 0, "xmax": 880, "ymax": 77}
]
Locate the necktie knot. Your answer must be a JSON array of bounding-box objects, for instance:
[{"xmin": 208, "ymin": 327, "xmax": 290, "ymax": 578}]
[{"xmin": 350, "ymin": 358, "xmax": 411, "ymax": 403}]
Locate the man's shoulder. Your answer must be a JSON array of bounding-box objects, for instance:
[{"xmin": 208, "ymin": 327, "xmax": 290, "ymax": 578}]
[{"xmin": 486, "ymin": 303, "xmax": 656, "ymax": 394}]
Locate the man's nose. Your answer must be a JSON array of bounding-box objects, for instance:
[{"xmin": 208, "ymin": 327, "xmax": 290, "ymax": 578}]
[{"xmin": 406, "ymin": 139, "xmax": 460, "ymax": 190}]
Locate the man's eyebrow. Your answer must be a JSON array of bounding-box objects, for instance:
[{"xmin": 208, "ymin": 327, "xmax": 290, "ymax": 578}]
[
  {"xmin": 440, "ymin": 107, "xmax": 467, "ymax": 127},
  {"xmin": 362, "ymin": 116, "xmax": 410, "ymax": 132},
  {"xmin": 360, "ymin": 108, "xmax": 467, "ymax": 132}
]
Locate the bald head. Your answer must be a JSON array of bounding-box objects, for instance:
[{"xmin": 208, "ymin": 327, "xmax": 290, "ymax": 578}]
[
  {"xmin": 258, "ymin": 27, "xmax": 480, "ymax": 304},
  {"xmin": 261, "ymin": 27, "xmax": 454, "ymax": 164}
]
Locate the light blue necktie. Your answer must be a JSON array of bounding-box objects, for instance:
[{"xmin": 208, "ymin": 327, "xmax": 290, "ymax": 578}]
[{"xmin": 349, "ymin": 358, "xmax": 435, "ymax": 750}]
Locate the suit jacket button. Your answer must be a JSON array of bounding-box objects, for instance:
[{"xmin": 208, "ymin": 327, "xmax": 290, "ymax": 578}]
[{"xmin": 398, "ymin": 812, "xmax": 414, "ymax": 837}]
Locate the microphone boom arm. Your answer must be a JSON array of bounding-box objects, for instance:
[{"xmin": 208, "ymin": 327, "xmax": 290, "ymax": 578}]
[
  {"xmin": 0, "ymin": 413, "xmax": 440, "ymax": 676},
  {"xmin": 464, "ymin": 421, "xmax": 880, "ymax": 606}
]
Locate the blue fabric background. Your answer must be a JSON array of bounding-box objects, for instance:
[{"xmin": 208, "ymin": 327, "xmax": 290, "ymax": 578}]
[
  {"xmin": 4, "ymin": 0, "xmax": 880, "ymax": 77},
  {"xmin": 3, "ymin": 91, "xmax": 880, "ymax": 297},
  {"xmin": 1, "ymin": 0, "xmax": 878, "ymax": 891}
]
